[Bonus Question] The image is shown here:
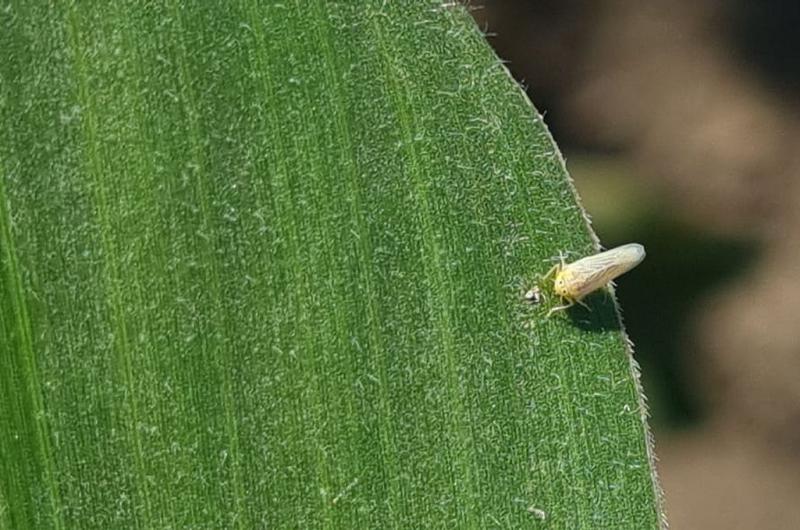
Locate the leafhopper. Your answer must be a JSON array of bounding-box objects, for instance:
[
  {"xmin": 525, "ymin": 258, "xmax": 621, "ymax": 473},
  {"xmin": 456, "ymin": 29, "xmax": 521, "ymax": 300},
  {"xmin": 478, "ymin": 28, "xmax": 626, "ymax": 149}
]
[{"xmin": 543, "ymin": 243, "xmax": 645, "ymax": 316}]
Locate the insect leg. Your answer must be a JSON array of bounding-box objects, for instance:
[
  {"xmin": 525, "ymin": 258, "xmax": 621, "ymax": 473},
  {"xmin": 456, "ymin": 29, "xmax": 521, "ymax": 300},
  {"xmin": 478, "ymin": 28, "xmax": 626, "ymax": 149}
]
[
  {"xmin": 541, "ymin": 263, "xmax": 560, "ymax": 282},
  {"xmin": 546, "ymin": 298, "xmax": 574, "ymax": 317},
  {"xmin": 575, "ymin": 298, "xmax": 591, "ymax": 311}
]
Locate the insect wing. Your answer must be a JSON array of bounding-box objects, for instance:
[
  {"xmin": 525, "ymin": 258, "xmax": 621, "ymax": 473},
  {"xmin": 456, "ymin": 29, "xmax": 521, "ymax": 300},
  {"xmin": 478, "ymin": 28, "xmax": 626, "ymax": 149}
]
[{"xmin": 564, "ymin": 244, "xmax": 645, "ymax": 299}]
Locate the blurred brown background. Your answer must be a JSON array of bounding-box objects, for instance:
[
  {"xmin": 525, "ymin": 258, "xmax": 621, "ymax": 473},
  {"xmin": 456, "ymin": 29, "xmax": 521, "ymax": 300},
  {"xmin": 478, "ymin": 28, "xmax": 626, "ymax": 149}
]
[{"xmin": 470, "ymin": 1, "xmax": 800, "ymax": 528}]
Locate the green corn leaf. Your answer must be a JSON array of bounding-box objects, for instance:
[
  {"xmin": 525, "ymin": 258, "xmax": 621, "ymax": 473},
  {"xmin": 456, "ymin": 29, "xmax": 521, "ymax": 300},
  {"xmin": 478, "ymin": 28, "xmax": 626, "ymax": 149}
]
[{"xmin": 1, "ymin": 2, "xmax": 664, "ymax": 528}]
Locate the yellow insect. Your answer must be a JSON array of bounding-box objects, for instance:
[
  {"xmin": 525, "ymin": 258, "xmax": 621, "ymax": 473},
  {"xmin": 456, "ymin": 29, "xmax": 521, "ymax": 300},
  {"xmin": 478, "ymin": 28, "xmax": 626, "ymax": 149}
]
[{"xmin": 542, "ymin": 243, "xmax": 645, "ymax": 316}]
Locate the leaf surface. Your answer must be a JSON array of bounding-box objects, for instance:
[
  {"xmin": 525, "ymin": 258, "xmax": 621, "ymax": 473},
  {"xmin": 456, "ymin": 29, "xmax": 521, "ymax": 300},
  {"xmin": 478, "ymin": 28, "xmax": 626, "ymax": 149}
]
[{"xmin": 0, "ymin": 2, "xmax": 663, "ymax": 528}]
